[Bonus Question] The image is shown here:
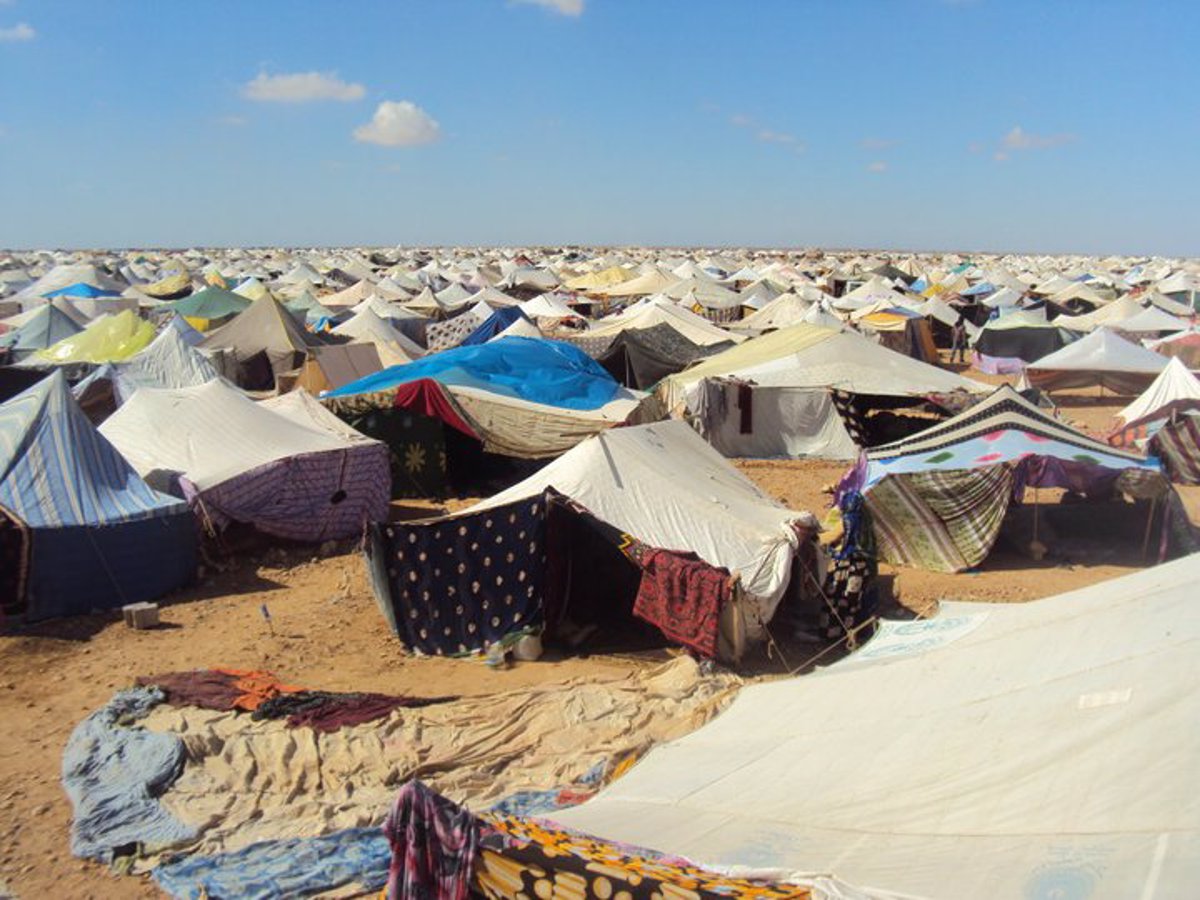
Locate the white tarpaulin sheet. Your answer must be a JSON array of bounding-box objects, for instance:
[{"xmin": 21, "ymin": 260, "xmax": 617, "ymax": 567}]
[{"xmin": 552, "ymin": 555, "xmax": 1200, "ymax": 899}]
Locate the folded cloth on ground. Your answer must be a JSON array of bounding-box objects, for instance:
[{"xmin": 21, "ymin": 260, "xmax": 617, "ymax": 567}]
[
  {"xmin": 385, "ymin": 780, "xmax": 480, "ymax": 900},
  {"xmin": 62, "ymin": 686, "xmax": 195, "ymax": 861},
  {"xmin": 152, "ymin": 826, "xmax": 391, "ymax": 900}
]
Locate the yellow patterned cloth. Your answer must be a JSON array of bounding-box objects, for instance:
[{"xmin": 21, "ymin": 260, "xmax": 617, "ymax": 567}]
[{"xmin": 474, "ymin": 815, "xmax": 810, "ymax": 900}]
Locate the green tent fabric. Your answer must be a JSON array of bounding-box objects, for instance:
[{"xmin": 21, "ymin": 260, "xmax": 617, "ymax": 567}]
[{"xmin": 167, "ymin": 286, "xmax": 251, "ymax": 323}]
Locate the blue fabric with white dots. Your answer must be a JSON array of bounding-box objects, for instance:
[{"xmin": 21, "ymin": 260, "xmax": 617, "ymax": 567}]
[{"xmin": 378, "ymin": 495, "xmax": 546, "ymax": 655}]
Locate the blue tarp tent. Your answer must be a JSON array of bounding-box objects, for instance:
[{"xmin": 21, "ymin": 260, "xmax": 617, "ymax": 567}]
[
  {"xmin": 0, "ymin": 371, "xmax": 196, "ymax": 620},
  {"xmin": 324, "ymin": 336, "xmax": 623, "ymax": 410},
  {"xmin": 44, "ymin": 283, "xmax": 121, "ymax": 299},
  {"xmin": 460, "ymin": 307, "xmax": 527, "ymax": 347}
]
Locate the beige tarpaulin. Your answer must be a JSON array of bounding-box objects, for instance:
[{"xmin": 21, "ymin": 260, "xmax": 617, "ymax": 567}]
[{"xmin": 141, "ymin": 657, "xmax": 740, "ymax": 857}]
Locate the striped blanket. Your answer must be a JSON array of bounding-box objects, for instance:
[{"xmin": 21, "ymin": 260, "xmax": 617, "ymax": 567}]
[
  {"xmin": 865, "ymin": 464, "xmax": 1014, "ymax": 573},
  {"xmin": 1150, "ymin": 416, "xmax": 1200, "ymax": 485}
]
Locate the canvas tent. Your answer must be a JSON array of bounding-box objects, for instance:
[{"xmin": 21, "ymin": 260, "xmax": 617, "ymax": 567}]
[
  {"xmin": 597, "ymin": 323, "xmax": 733, "ymax": 390},
  {"xmin": 659, "ymin": 324, "xmax": 984, "ymax": 460},
  {"xmin": 1024, "ymin": 326, "xmax": 1169, "ymax": 393},
  {"xmin": 365, "ymin": 421, "xmax": 819, "ymax": 663},
  {"xmin": 168, "ymin": 286, "xmax": 251, "ymax": 331},
  {"xmin": 1109, "ymin": 357, "xmax": 1200, "ymax": 447},
  {"xmin": 972, "ymin": 311, "xmax": 1069, "ymax": 374},
  {"xmin": 293, "ymin": 343, "xmax": 384, "ymax": 394},
  {"xmin": 34, "ymin": 309, "xmax": 154, "ymax": 365},
  {"xmin": 0, "ymin": 303, "xmax": 84, "ymax": 361},
  {"xmin": 324, "ymin": 336, "xmax": 643, "ymax": 459},
  {"xmin": 551, "ymin": 555, "xmax": 1200, "ymax": 899},
  {"xmin": 199, "ymin": 296, "xmax": 323, "ymax": 390},
  {"xmin": 0, "ymin": 371, "xmax": 195, "ymax": 620},
  {"xmin": 855, "ymin": 385, "xmax": 1170, "ymax": 572},
  {"xmin": 99, "ymin": 379, "xmax": 389, "ymax": 542}
]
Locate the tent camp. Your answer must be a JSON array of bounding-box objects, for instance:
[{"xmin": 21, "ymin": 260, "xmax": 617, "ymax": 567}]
[
  {"xmin": 582, "ymin": 296, "xmax": 742, "ymax": 352},
  {"xmin": 854, "ymin": 385, "xmax": 1174, "ymax": 572},
  {"xmin": 659, "ymin": 324, "xmax": 984, "ymax": 460},
  {"xmin": 0, "ymin": 371, "xmax": 195, "ymax": 620},
  {"xmin": 199, "ymin": 296, "xmax": 324, "ymax": 390},
  {"xmin": 1023, "ymin": 327, "xmax": 1169, "ymax": 393},
  {"xmin": 1109, "ymin": 358, "xmax": 1200, "ymax": 448},
  {"xmin": 550, "ymin": 555, "xmax": 1200, "ymax": 899},
  {"xmin": 0, "ymin": 303, "xmax": 84, "ymax": 362},
  {"xmin": 168, "ymin": 286, "xmax": 252, "ymax": 331},
  {"xmin": 292, "ymin": 343, "xmax": 384, "ymax": 394},
  {"xmin": 1146, "ymin": 328, "xmax": 1200, "ymax": 369},
  {"xmin": 365, "ymin": 420, "xmax": 820, "ymax": 663},
  {"xmin": 99, "ymin": 379, "xmax": 389, "ymax": 542},
  {"xmin": 330, "ymin": 307, "xmax": 424, "ymax": 365}
]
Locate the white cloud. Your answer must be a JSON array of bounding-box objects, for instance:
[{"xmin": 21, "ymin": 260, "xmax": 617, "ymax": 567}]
[
  {"xmin": 729, "ymin": 113, "xmax": 753, "ymax": 128},
  {"xmin": 353, "ymin": 100, "xmax": 441, "ymax": 147},
  {"xmin": 510, "ymin": 0, "xmax": 584, "ymax": 16},
  {"xmin": 757, "ymin": 129, "xmax": 799, "ymax": 146},
  {"xmin": 867, "ymin": 160, "xmax": 888, "ymax": 173},
  {"xmin": 216, "ymin": 115, "xmax": 248, "ymax": 127},
  {"xmin": 0, "ymin": 22, "xmax": 35, "ymax": 42},
  {"xmin": 242, "ymin": 71, "xmax": 365, "ymax": 103},
  {"xmin": 1001, "ymin": 125, "xmax": 1076, "ymax": 151},
  {"xmin": 861, "ymin": 137, "xmax": 898, "ymax": 150}
]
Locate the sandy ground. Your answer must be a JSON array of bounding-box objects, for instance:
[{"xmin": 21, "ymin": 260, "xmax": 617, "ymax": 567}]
[{"xmin": 1, "ymin": 370, "xmax": 1195, "ymax": 898}]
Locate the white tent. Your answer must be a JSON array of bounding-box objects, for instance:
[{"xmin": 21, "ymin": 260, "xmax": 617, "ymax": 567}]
[
  {"xmin": 1025, "ymin": 326, "xmax": 1169, "ymax": 392},
  {"xmin": 468, "ymin": 420, "xmax": 815, "ymax": 649},
  {"xmin": 332, "ymin": 307, "xmax": 425, "ymax": 362},
  {"xmin": 585, "ymin": 295, "xmax": 742, "ymax": 346},
  {"xmin": 553, "ymin": 554, "xmax": 1200, "ymax": 899},
  {"xmin": 100, "ymin": 379, "xmax": 368, "ymax": 491},
  {"xmin": 110, "ymin": 325, "xmax": 219, "ymax": 403},
  {"xmin": 1115, "ymin": 356, "xmax": 1200, "ymax": 428},
  {"xmin": 659, "ymin": 324, "xmax": 984, "ymax": 460},
  {"xmin": 519, "ymin": 292, "xmax": 582, "ymax": 321}
]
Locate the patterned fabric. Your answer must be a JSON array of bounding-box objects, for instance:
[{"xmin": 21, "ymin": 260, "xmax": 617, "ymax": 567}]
[
  {"xmin": 557, "ymin": 331, "xmax": 616, "ymax": 359},
  {"xmin": 384, "ymin": 780, "xmax": 480, "ymax": 900},
  {"xmin": 343, "ymin": 405, "xmax": 449, "ymax": 499},
  {"xmin": 620, "ymin": 539, "xmax": 730, "ymax": 659},
  {"xmin": 1150, "ymin": 415, "xmax": 1200, "ymax": 484},
  {"xmin": 191, "ymin": 443, "xmax": 390, "ymax": 542},
  {"xmin": 426, "ymin": 312, "xmax": 485, "ymax": 353},
  {"xmin": 476, "ymin": 816, "xmax": 810, "ymax": 900},
  {"xmin": 865, "ymin": 464, "xmax": 1014, "ymax": 572},
  {"xmin": 371, "ymin": 496, "xmax": 547, "ymax": 655}
]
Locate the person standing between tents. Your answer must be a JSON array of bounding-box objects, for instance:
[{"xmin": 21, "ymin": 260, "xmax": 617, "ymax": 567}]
[{"xmin": 950, "ymin": 315, "xmax": 968, "ymax": 365}]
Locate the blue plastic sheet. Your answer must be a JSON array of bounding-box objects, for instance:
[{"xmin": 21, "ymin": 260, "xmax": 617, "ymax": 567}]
[
  {"xmin": 153, "ymin": 827, "xmax": 391, "ymax": 900},
  {"xmin": 61, "ymin": 687, "xmax": 194, "ymax": 861},
  {"xmin": 324, "ymin": 336, "xmax": 622, "ymax": 410}
]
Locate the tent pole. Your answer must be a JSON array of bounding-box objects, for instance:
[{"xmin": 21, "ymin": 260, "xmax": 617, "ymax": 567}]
[{"xmin": 1142, "ymin": 496, "xmax": 1158, "ymax": 561}]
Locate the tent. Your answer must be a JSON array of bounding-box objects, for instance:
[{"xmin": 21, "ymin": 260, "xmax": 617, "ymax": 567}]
[
  {"xmin": 1024, "ymin": 327, "xmax": 1169, "ymax": 393},
  {"xmin": 0, "ymin": 303, "xmax": 84, "ymax": 361},
  {"xmin": 582, "ymin": 296, "xmax": 743, "ymax": 351},
  {"xmin": 1109, "ymin": 358, "xmax": 1200, "ymax": 447},
  {"xmin": 364, "ymin": 420, "xmax": 819, "ymax": 662},
  {"xmin": 34, "ymin": 309, "xmax": 154, "ymax": 365},
  {"xmin": 99, "ymin": 379, "xmax": 390, "ymax": 542},
  {"xmin": 972, "ymin": 311, "xmax": 1070, "ymax": 373},
  {"xmin": 519, "ymin": 293, "xmax": 582, "ymax": 322},
  {"xmin": 855, "ymin": 385, "xmax": 1169, "ymax": 572},
  {"xmin": 551, "ymin": 555, "xmax": 1200, "ymax": 899},
  {"xmin": 330, "ymin": 307, "xmax": 424, "ymax": 363},
  {"xmin": 199, "ymin": 296, "xmax": 323, "ymax": 390},
  {"xmin": 323, "ymin": 337, "xmax": 643, "ymax": 460},
  {"xmin": 731, "ymin": 292, "xmax": 812, "ymax": 332},
  {"xmin": 167, "ymin": 286, "xmax": 251, "ymax": 331},
  {"xmin": 659, "ymin": 324, "xmax": 984, "ymax": 460},
  {"xmin": 460, "ymin": 307, "xmax": 528, "ymax": 346},
  {"xmin": 109, "ymin": 325, "xmax": 219, "ymax": 403},
  {"xmin": 0, "ymin": 371, "xmax": 195, "ymax": 620},
  {"xmin": 293, "ymin": 343, "xmax": 384, "ymax": 394},
  {"xmin": 597, "ymin": 323, "xmax": 733, "ymax": 390},
  {"xmin": 1146, "ymin": 329, "xmax": 1200, "ymax": 369}
]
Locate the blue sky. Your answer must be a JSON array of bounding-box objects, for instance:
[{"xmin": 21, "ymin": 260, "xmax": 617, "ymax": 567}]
[{"xmin": 1, "ymin": 0, "xmax": 1197, "ymax": 255}]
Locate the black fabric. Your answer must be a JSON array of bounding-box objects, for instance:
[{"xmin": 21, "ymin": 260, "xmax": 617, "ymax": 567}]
[
  {"xmin": 0, "ymin": 366, "xmax": 51, "ymax": 403},
  {"xmin": 0, "ymin": 506, "xmax": 30, "ymax": 617},
  {"xmin": 597, "ymin": 324, "xmax": 731, "ymax": 389},
  {"xmin": 371, "ymin": 495, "xmax": 547, "ymax": 655},
  {"xmin": 342, "ymin": 407, "xmax": 448, "ymax": 499},
  {"xmin": 975, "ymin": 326, "xmax": 1067, "ymax": 362}
]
